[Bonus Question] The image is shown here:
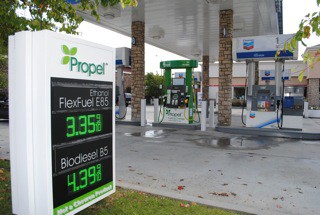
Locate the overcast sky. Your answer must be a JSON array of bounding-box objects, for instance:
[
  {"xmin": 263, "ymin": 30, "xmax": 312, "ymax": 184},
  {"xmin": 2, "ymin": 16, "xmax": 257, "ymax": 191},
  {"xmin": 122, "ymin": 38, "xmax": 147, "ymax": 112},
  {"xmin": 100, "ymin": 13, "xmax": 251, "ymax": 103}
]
[
  {"xmin": 283, "ymin": 0, "xmax": 320, "ymax": 55},
  {"xmin": 77, "ymin": 0, "xmax": 320, "ymax": 73}
]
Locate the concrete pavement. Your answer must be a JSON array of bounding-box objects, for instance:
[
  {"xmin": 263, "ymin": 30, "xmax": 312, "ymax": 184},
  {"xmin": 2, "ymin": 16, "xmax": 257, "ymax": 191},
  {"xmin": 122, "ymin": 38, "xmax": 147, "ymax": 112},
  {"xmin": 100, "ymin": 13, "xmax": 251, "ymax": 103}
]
[
  {"xmin": 0, "ymin": 120, "xmax": 9, "ymax": 160},
  {"xmin": 1, "ymin": 107, "xmax": 320, "ymax": 214},
  {"xmin": 115, "ymin": 124, "xmax": 320, "ymax": 215}
]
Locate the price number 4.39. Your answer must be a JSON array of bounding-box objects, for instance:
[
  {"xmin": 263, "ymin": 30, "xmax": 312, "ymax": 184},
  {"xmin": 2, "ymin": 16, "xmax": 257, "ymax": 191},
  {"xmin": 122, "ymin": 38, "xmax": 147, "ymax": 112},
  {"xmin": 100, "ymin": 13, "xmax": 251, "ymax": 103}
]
[
  {"xmin": 66, "ymin": 114, "xmax": 102, "ymax": 138},
  {"xmin": 67, "ymin": 164, "xmax": 102, "ymax": 193}
]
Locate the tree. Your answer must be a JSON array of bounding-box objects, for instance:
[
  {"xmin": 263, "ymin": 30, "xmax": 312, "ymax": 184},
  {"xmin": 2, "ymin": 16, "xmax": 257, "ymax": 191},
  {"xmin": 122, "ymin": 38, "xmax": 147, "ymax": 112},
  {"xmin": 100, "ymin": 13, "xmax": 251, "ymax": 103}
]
[
  {"xmin": 0, "ymin": 0, "xmax": 138, "ymax": 88},
  {"xmin": 282, "ymin": 0, "xmax": 320, "ymax": 81},
  {"xmin": 0, "ymin": 73, "xmax": 8, "ymax": 89},
  {"xmin": 1, "ymin": 0, "xmax": 138, "ymax": 51},
  {"xmin": 145, "ymin": 73, "xmax": 164, "ymax": 103}
]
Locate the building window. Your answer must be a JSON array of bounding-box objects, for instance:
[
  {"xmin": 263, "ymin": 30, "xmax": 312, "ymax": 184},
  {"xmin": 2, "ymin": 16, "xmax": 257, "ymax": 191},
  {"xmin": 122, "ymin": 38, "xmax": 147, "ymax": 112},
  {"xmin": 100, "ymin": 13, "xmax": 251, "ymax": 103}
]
[{"xmin": 233, "ymin": 87, "xmax": 246, "ymax": 100}]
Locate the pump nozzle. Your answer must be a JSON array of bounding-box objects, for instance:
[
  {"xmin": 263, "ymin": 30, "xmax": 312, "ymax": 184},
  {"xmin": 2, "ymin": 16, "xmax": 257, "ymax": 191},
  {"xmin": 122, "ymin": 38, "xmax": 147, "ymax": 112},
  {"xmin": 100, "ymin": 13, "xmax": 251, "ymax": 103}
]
[
  {"xmin": 276, "ymin": 100, "xmax": 281, "ymax": 109},
  {"xmin": 185, "ymin": 95, "xmax": 190, "ymax": 107},
  {"xmin": 163, "ymin": 95, "xmax": 167, "ymax": 107}
]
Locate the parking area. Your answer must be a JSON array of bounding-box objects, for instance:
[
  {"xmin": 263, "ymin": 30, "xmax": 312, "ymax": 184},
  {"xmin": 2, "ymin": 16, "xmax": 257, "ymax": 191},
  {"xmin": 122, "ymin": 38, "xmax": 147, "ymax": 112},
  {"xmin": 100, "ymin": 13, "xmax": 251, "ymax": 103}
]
[
  {"xmin": 115, "ymin": 124, "xmax": 320, "ymax": 215},
  {"xmin": 1, "ymin": 108, "xmax": 320, "ymax": 214}
]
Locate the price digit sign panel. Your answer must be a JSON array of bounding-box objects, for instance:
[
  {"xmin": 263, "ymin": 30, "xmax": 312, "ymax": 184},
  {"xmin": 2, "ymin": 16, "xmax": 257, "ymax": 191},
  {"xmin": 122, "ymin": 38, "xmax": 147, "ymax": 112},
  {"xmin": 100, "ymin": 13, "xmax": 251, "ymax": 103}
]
[
  {"xmin": 9, "ymin": 31, "xmax": 115, "ymax": 215},
  {"xmin": 51, "ymin": 78, "xmax": 113, "ymax": 213}
]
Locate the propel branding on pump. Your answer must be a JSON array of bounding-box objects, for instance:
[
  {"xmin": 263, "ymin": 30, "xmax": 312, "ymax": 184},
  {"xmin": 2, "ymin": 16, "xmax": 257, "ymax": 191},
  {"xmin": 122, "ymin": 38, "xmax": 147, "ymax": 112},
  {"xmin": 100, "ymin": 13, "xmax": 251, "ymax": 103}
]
[
  {"xmin": 61, "ymin": 45, "xmax": 106, "ymax": 76},
  {"xmin": 166, "ymin": 109, "xmax": 182, "ymax": 118}
]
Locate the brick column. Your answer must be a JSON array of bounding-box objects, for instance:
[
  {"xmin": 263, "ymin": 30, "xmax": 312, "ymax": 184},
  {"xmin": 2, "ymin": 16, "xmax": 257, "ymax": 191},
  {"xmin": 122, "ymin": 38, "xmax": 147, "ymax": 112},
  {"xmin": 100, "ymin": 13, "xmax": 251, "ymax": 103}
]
[
  {"xmin": 202, "ymin": 55, "xmax": 209, "ymax": 101},
  {"xmin": 218, "ymin": 10, "xmax": 233, "ymax": 126},
  {"xmin": 255, "ymin": 62, "xmax": 259, "ymax": 85},
  {"xmin": 307, "ymin": 79, "xmax": 320, "ymax": 107},
  {"xmin": 131, "ymin": 21, "xmax": 145, "ymax": 121}
]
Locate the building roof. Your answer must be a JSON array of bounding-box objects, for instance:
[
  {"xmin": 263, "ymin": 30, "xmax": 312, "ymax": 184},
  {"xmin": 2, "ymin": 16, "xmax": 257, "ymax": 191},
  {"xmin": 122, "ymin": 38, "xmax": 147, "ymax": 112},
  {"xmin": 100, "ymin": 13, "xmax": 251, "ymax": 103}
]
[{"xmin": 304, "ymin": 44, "xmax": 320, "ymax": 54}]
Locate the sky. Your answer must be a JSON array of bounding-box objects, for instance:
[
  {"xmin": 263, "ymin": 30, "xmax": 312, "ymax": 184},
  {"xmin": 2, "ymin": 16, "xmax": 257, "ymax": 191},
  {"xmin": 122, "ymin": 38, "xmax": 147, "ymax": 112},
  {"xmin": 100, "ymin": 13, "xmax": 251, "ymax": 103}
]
[
  {"xmin": 76, "ymin": 22, "xmax": 187, "ymax": 74},
  {"xmin": 283, "ymin": 0, "xmax": 320, "ymax": 56},
  {"xmin": 76, "ymin": 0, "xmax": 320, "ymax": 73}
]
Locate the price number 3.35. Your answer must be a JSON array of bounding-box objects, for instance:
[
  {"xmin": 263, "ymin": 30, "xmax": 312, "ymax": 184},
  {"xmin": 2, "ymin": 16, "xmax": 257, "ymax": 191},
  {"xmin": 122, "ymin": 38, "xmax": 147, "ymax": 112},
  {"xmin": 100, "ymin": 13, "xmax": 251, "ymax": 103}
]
[{"xmin": 66, "ymin": 114, "xmax": 102, "ymax": 138}]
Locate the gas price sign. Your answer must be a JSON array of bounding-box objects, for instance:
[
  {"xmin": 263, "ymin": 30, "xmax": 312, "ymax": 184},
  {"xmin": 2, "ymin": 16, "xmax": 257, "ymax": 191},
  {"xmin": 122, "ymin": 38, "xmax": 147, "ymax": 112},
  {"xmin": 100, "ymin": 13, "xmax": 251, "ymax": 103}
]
[
  {"xmin": 51, "ymin": 78, "xmax": 113, "ymax": 213},
  {"xmin": 9, "ymin": 31, "xmax": 115, "ymax": 215}
]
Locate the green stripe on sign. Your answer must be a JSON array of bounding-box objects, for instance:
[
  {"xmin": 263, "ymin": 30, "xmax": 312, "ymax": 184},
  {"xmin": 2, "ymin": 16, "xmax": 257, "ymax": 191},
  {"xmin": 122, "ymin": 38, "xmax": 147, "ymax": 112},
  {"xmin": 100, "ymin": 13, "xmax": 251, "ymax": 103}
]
[
  {"xmin": 53, "ymin": 181, "xmax": 113, "ymax": 215},
  {"xmin": 160, "ymin": 60, "xmax": 198, "ymax": 69}
]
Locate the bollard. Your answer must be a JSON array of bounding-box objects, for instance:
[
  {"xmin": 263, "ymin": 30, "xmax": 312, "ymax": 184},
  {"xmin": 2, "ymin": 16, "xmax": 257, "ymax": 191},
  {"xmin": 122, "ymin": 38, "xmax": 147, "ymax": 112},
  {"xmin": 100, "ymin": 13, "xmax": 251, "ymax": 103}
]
[
  {"xmin": 209, "ymin": 100, "xmax": 215, "ymax": 128},
  {"xmin": 141, "ymin": 99, "xmax": 146, "ymax": 126},
  {"xmin": 154, "ymin": 98, "xmax": 159, "ymax": 123},
  {"xmin": 304, "ymin": 101, "xmax": 309, "ymax": 118},
  {"xmin": 201, "ymin": 101, "xmax": 207, "ymax": 131}
]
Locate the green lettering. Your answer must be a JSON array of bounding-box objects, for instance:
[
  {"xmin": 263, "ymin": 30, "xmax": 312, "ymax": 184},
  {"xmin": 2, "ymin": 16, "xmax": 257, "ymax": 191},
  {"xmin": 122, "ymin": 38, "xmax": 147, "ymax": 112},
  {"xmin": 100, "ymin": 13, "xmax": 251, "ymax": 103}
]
[
  {"xmin": 89, "ymin": 64, "xmax": 96, "ymax": 76},
  {"xmin": 97, "ymin": 65, "xmax": 104, "ymax": 75},
  {"xmin": 81, "ymin": 62, "xmax": 89, "ymax": 73},
  {"xmin": 70, "ymin": 57, "xmax": 78, "ymax": 71},
  {"xmin": 78, "ymin": 61, "xmax": 81, "ymax": 72},
  {"xmin": 67, "ymin": 57, "xmax": 105, "ymax": 76}
]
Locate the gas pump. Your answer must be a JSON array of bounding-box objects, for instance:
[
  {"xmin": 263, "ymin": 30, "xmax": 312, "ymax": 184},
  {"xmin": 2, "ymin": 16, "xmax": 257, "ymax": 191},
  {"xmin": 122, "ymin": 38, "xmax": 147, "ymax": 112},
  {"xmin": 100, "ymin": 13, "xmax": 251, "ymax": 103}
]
[
  {"xmin": 233, "ymin": 34, "xmax": 303, "ymax": 130},
  {"xmin": 166, "ymin": 78, "xmax": 187, "ymax": 108},
  {"xmin": 158, "ymin": 60, "xmax": 199, "ymax": 124},
  {"xmin": 115, "ymin": 47, "xmax": 131, "ymax": 119},
  {"xmin": 246, "ymin": 67, "xmax": 304, "ymax": 130}
]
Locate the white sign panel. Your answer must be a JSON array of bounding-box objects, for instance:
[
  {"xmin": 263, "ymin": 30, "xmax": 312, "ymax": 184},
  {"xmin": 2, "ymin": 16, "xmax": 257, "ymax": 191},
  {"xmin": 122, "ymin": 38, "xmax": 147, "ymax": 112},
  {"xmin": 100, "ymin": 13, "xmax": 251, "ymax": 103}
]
[
  {"xmin": 163, "ymin": 108, "xmax": 189, "ymax": 124},
  {"xmin": 260, "ymin": 69, "xmax": 291, "ymax": 80},
  {"xmin": 9, "ymin": 30, "xmax": 115, "ymax": 215},
  {"xmin": 233, "ymin": 34, "xmax": 298, "ymax": 61}
]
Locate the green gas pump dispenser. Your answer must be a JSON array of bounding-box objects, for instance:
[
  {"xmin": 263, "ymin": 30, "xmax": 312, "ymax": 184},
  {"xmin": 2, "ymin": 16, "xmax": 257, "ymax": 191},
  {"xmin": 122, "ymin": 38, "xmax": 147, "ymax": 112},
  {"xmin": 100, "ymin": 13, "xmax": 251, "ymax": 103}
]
[{"xmin": 159, "ymin": 60, "xmax": 199, "ymax": 124}]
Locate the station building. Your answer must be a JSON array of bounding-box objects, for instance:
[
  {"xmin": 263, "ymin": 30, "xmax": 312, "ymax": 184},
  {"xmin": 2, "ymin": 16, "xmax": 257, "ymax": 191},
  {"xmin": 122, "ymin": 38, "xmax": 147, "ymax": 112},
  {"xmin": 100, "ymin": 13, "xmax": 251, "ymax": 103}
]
[{"xmin": 208, "ymin": 45, "xmax": 320, "ymax": 108}]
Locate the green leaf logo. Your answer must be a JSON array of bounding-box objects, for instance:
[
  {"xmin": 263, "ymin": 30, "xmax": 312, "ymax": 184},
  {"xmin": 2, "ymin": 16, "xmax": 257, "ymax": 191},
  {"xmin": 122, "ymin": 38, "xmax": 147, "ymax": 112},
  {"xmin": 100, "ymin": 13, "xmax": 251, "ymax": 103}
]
[
  {"xmin": 62, "ymin": 45, "xmax": 70, "ymax": 55},
  {"xmin": 62, "ymin": 56, "xmax": 70, "ymax": 65},
  {"xmin": 70, "ymin": 47, "xmax": 77, "ymax": 56},
  {"xmin": 61, "ymin": 45, "xmax": 77, "ymax": 65}
]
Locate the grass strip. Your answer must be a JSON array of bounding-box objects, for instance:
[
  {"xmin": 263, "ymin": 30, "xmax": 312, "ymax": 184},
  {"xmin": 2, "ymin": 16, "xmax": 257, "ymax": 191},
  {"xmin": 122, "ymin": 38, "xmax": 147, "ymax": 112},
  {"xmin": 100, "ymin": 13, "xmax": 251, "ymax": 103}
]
[{"xmin": 0, "ymin": 159, "xmax": 241, "ymax": 215}]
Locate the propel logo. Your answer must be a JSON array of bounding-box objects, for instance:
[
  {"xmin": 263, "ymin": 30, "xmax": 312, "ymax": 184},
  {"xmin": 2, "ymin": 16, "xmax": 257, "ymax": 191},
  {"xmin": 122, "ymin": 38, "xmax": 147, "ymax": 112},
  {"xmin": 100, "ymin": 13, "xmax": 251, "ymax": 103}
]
[
  {"xmin": 61, "ymin": 45, "xmax": 106, "ymax": 76},
  {"xmin": 165, "ymin": 109, "xmax": 182, "ymax": 118}
]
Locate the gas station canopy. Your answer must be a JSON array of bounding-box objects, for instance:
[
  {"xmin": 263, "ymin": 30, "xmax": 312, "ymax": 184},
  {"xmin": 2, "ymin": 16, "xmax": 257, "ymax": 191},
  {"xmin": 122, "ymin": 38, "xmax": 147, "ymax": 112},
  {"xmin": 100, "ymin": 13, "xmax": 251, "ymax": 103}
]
[{"xmin": 78, "ymin": 0, "xmax": 283, "ymax": 61}]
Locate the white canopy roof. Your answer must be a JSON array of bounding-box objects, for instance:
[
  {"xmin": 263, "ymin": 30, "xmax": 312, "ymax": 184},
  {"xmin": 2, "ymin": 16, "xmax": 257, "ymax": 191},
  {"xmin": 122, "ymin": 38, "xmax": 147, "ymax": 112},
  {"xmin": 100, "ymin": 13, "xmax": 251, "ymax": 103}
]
[{"xmin": 78, "ymin": 0, "xmax": 282, "ymax": 61}]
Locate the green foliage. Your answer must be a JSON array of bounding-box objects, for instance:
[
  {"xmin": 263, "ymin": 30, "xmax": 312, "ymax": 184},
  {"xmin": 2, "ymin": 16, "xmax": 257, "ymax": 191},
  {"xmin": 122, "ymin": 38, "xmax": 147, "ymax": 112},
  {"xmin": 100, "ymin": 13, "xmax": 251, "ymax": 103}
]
[
  {"xmin": 145, "ymin": 73, "xmax": 164, "ymax": 99},
  {"xmin": 0, "ymin": 0, "xmax": 138, "ymax": 78},
  {"xmin": 0, "ymin": 1, "xmax": 26, "ymax": 55},
  {"xmin": 79, "ymin": 188, "xmax": 243, "ymax": 215},
  {"xmin": 101, "ymin": 0, "xmax": 138, "ymax": 7},
  {"xmin": 285, "ymin": 10, "xmax": 319, "ymax": 52},
  {"xmin": 282, "ymin": 0, "xmax": 320, "ymax": 81},
  {"xmin": 0, "ymin": 54, "xmax": 8, "ymax": 88},
  {"xmin": 0, "ymin": 73, "xmax": 8, "ymax": 89},
  {"xmin": 79, "ymin": 188, "xmax": 239, "ymax": 215},
  {"xmin": 0, "ymin": 160, "xmax": 238, "ymax": 215},
  {"xmin": 0, "ymin": 159, "xmax": 12, "ymax": 214}
]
